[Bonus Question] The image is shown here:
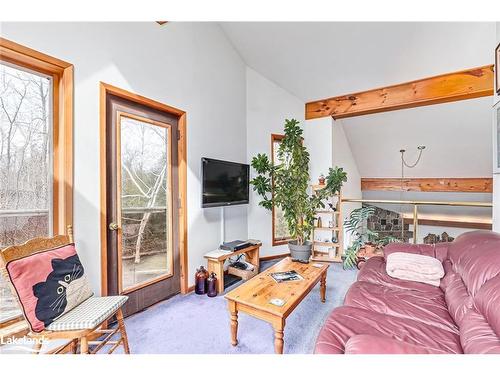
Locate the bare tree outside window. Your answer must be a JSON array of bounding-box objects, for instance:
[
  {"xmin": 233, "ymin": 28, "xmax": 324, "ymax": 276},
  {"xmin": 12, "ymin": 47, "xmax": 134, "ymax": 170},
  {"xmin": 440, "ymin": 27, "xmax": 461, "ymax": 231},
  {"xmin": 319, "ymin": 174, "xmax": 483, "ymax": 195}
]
[
  {"xmin": 0, "ymin": 62, "xmax": 52, "ymax": 322},
  {"xmin": 119, "ymin": 116, "xmax": 172, "ymax": 291}
]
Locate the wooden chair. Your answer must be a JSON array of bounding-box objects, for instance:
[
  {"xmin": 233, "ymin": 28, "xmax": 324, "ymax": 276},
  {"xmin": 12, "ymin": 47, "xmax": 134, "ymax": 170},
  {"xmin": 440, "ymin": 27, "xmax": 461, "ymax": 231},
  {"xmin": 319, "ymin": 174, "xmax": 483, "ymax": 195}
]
[{"xmin": 0, "ymin": 226, "xmax": 130, "ymax": 354}]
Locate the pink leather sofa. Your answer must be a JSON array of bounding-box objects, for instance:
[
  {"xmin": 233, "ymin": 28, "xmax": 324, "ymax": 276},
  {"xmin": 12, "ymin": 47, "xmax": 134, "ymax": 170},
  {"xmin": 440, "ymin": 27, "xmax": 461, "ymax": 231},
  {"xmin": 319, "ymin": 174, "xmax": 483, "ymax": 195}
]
[{"xmin": 315, "ymin": 230, "xmax": 500, "ymax": 354}]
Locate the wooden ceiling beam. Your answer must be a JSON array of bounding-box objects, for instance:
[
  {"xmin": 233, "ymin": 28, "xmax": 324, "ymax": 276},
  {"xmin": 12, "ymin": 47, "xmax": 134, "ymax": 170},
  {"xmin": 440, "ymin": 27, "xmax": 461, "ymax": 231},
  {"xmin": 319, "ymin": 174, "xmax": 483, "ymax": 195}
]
[
  {"xmin": 305, "ymin": 65, "xmax": 494, "ymax": 120},
  {"xmin": 361, "ymin": 178, "xmax": 493, "ymax": 193}
]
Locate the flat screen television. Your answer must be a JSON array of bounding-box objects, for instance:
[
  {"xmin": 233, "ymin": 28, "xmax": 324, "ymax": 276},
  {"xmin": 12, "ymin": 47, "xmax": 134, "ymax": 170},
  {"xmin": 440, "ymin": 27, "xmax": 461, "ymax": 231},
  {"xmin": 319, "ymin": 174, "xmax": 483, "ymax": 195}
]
[{"xmin": 201, "ymin": 158, "xmax": 250, "ymax": 208}]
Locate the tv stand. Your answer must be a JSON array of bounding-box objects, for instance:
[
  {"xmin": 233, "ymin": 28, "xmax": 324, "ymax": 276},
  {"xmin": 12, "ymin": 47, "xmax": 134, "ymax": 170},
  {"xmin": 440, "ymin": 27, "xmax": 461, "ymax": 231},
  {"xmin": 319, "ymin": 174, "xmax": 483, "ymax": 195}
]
[{"xmin": 204, "ymin": 243, "xmax": 261, "ymax": 293}]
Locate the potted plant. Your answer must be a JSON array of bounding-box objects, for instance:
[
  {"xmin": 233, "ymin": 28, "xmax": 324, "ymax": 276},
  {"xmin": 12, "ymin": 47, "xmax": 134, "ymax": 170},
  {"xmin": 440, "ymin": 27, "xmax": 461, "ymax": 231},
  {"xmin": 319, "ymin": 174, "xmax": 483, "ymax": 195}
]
[
  {"xmin": 343, "ymin": 206, "xmax": 400, "ymax": 269},
  {"xmin": 250, "ymin": 119, "xmax": 347, "ymax": 261}
]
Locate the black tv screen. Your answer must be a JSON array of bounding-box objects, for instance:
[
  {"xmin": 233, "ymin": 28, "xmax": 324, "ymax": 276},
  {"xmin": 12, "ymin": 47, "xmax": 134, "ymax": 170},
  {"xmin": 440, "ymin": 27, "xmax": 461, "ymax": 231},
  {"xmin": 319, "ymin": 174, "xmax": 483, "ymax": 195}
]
[{"xmin": 201, "ymin": 158, "xmax": 250, "ymax": 208}]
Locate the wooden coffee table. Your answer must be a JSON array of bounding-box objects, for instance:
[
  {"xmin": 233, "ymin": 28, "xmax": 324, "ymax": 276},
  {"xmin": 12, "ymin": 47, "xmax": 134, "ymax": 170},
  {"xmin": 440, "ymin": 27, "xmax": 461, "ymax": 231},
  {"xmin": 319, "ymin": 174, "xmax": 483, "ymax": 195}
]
[{"xmin": 224, "ymin": 257, "xmax": 329, "ymax": 354}]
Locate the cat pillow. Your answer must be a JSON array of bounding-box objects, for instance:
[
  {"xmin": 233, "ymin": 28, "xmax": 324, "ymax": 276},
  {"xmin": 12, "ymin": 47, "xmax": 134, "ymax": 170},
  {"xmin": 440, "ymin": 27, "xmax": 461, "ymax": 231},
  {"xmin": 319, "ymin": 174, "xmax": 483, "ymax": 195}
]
[{"xmin": 6, "ymin": 244, "xmax": 93, "ymax": 332}]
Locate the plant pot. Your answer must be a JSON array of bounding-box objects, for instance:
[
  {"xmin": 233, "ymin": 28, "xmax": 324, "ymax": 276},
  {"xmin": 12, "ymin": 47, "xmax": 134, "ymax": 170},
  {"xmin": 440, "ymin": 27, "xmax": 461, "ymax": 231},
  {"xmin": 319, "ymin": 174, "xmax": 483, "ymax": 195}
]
[{"xmin": 288, "ymin": 240, "xmax": 312, "ymax": 261}]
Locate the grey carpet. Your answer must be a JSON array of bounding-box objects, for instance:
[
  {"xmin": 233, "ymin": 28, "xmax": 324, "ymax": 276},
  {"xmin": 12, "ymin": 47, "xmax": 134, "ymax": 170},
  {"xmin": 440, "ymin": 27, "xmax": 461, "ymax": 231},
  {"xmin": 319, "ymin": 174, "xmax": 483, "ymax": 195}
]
[{"xmin": 117, "ymin": 260, "xmax": 357, "ymax": 354}]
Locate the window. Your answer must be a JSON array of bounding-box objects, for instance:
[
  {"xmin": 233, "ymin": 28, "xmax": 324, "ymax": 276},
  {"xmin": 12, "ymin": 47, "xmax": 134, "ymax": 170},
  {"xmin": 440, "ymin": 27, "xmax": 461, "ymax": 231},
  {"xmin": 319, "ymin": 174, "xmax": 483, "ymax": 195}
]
[
  {"xmin": 0, "ymin": 38, "xmax": 73, "ymax": 326},
  {"xmin": 271, "ymin": 134, "xmax": 292, "ymax": 246}
]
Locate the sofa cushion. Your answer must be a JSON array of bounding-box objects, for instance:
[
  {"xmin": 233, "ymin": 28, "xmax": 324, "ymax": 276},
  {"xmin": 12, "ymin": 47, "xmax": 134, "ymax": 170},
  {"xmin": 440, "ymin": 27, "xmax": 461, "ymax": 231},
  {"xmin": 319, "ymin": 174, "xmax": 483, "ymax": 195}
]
[
  {"xmin": 441, "ymin": 269, "xmax": 473, "ymax": 327},
  {"xmin": 46, "ymin": 296, "xmax": 128, "ymax": 331},
  {"xmin": 448, "ymin": 230, "xmax": 500, "ymax": 297},
  {"xmin": 459, "ymin": 308, "xmax": 500, "ymax": 354},
  {"xmin": 384, "ymin": 242, "xmax": 449, "ymax": 263},
  {"xmin": 345, "ymin": 334, "xmax": 448, "ymax": 354},
  {"xmin": 468, "ymin": 273, "xmax": 500, "ymax": 342},
  {"xmin": 314, "ymin": 306, "xmax": 462, "ymax": 354},
  {"xmin": 357, "ymin": 256, "xmax": 444, "ymax": 297},
  {"xmin": 344, "ymin": 281, "xmax": 458, "ymax": 334}
]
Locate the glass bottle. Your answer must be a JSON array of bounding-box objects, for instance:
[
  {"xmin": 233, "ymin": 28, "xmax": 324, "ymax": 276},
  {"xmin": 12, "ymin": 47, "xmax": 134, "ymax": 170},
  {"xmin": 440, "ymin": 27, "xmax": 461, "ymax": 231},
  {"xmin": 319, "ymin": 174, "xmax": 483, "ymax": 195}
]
[
  {"xmin": 207, "ymin": 272, "xmax": 218, "ymax": 297},
  {"xmin": 195, "ymin": 266, "xmax": 208, "ymax": 295}
]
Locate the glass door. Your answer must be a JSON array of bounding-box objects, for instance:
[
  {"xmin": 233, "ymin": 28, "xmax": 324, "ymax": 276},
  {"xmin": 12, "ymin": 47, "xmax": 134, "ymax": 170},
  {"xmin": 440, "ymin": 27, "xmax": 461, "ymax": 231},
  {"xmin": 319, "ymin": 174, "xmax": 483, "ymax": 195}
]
[
  {"xmin": 116, "ymin": 112, "xmax": 174, "ymax": 293},
  {"xmin": 104, "ymin": 91, "xmax": 181, "ymax": 317}
]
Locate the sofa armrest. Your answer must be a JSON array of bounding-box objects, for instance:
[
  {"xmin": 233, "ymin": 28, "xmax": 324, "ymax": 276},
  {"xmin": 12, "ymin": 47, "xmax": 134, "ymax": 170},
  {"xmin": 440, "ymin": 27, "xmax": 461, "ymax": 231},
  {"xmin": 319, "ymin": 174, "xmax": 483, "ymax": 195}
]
[
  {"xmin": 383, "ymin": 242, "xmax": 449, "ymax": 263},
  {"xmin": 345, "ymin": 334, "xmax": 445, "ymax": 354}
]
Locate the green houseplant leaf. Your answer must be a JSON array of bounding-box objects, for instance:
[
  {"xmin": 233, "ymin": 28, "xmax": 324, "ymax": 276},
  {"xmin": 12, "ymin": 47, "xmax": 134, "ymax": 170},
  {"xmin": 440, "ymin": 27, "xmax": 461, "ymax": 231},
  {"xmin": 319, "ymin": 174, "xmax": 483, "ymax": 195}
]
[
  {"xmin": 250, "ymin": 119, "xmax": 347, "ymax": 247},
  {"xmin": 343, "ymin": 206, "xmax": 401, "ymax": 269}
]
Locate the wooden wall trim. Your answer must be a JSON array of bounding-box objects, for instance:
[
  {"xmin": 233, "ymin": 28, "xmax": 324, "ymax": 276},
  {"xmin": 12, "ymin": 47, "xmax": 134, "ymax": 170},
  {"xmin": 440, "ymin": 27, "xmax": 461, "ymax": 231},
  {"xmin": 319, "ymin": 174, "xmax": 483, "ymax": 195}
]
[
  {"xmin": 361, "ymin": 178, "xmax": 493, "ymax": 193},
  {"xmin": 305, "ymin": 65, "xmax": 494, "ymax": 120},
  {"xmin": 403, "ymin": 218, "xmax": 492, "ymax": 230},
  {"xmin": 99, "ymin": 83, "xmax": 189, "ymax": 296},
  {"xmin": 270, "ymin": 134, "xmax": 291, "ymax": 246},
  {"xmin": 0, "ymin": 37, "xmax": 74, "ymax": 235},
  {"xmin": 0, "ymin": 38, "xmax": 74, "ymax": 333}
]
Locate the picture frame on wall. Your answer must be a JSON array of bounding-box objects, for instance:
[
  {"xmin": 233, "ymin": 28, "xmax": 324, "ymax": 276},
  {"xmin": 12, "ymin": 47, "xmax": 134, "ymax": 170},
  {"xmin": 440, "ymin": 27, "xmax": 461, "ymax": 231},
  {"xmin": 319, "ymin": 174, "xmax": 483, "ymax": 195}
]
[{"xmin": 497, "ymin": 43, "xmax": 500, "ymax": 94}]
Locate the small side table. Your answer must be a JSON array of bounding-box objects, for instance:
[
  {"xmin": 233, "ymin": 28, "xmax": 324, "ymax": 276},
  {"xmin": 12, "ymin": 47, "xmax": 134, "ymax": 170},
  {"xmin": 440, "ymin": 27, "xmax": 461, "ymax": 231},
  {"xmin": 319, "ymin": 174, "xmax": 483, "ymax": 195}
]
[{"xmin": 204, "ymin": 244, "xmax": 261, "ymax": 293}]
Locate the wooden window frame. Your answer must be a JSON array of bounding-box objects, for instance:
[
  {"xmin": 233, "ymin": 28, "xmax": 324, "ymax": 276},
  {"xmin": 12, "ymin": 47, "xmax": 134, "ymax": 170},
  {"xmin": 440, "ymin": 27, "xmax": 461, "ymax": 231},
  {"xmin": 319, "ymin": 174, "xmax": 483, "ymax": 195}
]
[
  {"xmin": 0, "ymin": 38, "xmax": 73, "ymax": 331},
  {"xmin": 271, "ymin": 134, "xmax": 292, "ymax": 246},
  {"xmin": 99, "ymin": 83, "xmax": 189, "ymax": 295}
]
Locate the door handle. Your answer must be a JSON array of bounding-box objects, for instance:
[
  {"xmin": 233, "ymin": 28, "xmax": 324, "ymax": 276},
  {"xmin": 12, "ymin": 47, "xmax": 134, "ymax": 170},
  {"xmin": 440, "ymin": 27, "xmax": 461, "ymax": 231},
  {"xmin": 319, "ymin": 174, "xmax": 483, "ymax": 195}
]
[{"xmin": 109, "ymin": 222, "xmax": 120, "ymax": 231}]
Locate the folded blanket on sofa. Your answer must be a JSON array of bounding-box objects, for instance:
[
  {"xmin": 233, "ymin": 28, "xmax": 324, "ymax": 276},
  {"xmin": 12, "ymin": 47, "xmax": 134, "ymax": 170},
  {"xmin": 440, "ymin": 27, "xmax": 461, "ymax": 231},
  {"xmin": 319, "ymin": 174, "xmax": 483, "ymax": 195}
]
[{"xmin": 386, "ymin": 252, "xmax": 444, "ymax": 286}]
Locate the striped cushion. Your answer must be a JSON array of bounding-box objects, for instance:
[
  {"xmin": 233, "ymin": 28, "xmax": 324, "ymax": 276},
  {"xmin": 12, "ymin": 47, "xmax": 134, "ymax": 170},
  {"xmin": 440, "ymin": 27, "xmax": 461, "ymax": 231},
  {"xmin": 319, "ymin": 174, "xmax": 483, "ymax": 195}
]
[{"xmin": 46, "ymin": 296, "xmax": 128, "ymax": 331}]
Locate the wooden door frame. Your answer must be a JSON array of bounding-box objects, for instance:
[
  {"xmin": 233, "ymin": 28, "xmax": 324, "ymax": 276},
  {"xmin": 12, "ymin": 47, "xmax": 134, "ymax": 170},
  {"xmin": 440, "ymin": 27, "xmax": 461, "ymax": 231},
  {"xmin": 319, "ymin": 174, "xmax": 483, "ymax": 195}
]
[{"xmin": 99, "ymin": 82, "xmax": 188, "ymax": 296}]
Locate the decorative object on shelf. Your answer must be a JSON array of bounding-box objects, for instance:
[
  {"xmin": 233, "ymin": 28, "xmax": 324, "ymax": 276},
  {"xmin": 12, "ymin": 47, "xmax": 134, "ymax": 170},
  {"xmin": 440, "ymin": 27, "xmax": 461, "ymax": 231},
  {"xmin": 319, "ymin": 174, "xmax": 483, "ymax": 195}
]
[
  {"xmin": 195, "ymin": 265, "xmax": 209, "ymax": 295},
  {"xmin": 311, "ymin": 186, "xmax": 343, "ymax": 262},
  {"xmin": 496, "ymin": 43, "xmax": 500, "ymax": 94},
  {"xmin": 317, "ymin": 216, "xmax": 323, "ymax": 228},
  {"xmin": 207, "ymin": 272, "xmax": 218, "ymax": 297},
  {"xmin": 250, "ymin": 119, "xmax": 347, "ymax": 261},
  {"xmin": 441, "ymin": 232, "xmax": 454, "ymax": 243},
  {"xmin": 343, "ymin": 206, "xmax": 400, "ymax": 269},
  {"xmin": 423, "ymin": 232, "xmax": 455, "ymax": 245},
  {"xmin": 318, "ymin": 174, "xmax": 326, "ymax": 185}
]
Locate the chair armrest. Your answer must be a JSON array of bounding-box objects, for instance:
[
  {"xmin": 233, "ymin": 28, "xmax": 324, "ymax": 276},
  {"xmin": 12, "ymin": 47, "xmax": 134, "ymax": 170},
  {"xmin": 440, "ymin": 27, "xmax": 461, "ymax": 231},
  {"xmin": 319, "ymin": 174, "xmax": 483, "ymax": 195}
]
[
  {"xmin": 345, "ymin": 334, "xmax": 445, "ymax": 354},
  {"xmin": 383, "ymin": 242, "xmax": 449, "ymax": 263}
]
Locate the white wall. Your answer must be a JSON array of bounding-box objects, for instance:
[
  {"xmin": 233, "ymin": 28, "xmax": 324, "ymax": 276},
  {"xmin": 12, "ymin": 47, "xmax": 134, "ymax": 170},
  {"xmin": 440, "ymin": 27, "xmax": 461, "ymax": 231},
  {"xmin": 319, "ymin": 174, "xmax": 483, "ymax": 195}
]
[
  {"xmin": 246, "ymin": 67, "xmax": 335, "ymax": 257},
  {"xmin": 342, "ymin": 98, "xmax": 493, "ymax": 179},
  {"xmin": 0, "ymin": 22, "xmax": 248, "ymax": 290},
  {"xmin": 246, "ymin": 67, "xmax": 304, "ymax": 256},
  {"xmin": 332, "ymin": 120, "xmax": 362, "ymax": 249},
  {"xmin": 303, "ymin": 117, "xmax": 333, "ymax": 183}
]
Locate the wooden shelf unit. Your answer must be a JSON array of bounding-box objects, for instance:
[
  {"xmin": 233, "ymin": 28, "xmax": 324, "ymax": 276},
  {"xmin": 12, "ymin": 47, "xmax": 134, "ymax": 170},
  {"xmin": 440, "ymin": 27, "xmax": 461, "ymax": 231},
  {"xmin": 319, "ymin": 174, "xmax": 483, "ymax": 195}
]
[{"xmin": 311, "ymin": 186, "xmax": 343, "ymax": 263}]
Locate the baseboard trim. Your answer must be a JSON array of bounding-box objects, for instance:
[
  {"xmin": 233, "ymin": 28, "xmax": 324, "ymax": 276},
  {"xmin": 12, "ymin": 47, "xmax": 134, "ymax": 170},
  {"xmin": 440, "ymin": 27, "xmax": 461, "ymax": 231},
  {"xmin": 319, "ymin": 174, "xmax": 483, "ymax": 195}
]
[
  {"xmin": 187, "ymin": 285, "xmax": 195, "ymax": 293},
  {"xmin": 260, "ymin": 252, "xmax": 290, "ymax": 261}
]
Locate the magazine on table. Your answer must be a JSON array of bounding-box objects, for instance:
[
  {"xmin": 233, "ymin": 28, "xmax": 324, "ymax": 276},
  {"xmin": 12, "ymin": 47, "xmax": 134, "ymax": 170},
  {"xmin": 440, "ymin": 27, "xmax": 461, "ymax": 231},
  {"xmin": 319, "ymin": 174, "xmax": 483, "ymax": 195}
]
[{"xmin": 269, "ymin": 270, "xmax": 304, "ymax": 283}]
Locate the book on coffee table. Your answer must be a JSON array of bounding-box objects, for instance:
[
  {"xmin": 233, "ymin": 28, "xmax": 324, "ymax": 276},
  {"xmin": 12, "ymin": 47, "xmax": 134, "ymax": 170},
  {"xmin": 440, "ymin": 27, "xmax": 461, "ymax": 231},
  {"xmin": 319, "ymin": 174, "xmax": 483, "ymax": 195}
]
[{"xmin": 269, "ymin": 270, "xmax": 304, "ymax": 283}]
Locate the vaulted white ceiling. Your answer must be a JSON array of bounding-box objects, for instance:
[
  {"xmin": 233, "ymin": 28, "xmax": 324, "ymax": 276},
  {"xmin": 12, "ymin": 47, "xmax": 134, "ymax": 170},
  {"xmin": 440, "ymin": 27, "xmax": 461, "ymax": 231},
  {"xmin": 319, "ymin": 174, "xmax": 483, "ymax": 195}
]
[
  {"xmin": 220, "ymin": 22, "xmax": 495, "ymax": 101},
  {"xmin": 221, "ymin": 22, "xmax": 496, "ymax": 223},
  {"xmin": 221, "ymin": 22, "xmax": 495, "ymax": 178},
  {"xmin": 340, "ymin": 97, "xmax": 493, "ymax": 178}
]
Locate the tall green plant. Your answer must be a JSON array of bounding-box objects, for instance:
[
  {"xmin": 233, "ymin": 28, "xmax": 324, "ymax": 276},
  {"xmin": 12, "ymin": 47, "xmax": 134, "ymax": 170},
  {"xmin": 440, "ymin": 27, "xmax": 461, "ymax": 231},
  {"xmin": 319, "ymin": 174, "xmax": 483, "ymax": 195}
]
[{"xmin": 251, "ymin": 119, "xmax": 347, "ymax": 246}]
